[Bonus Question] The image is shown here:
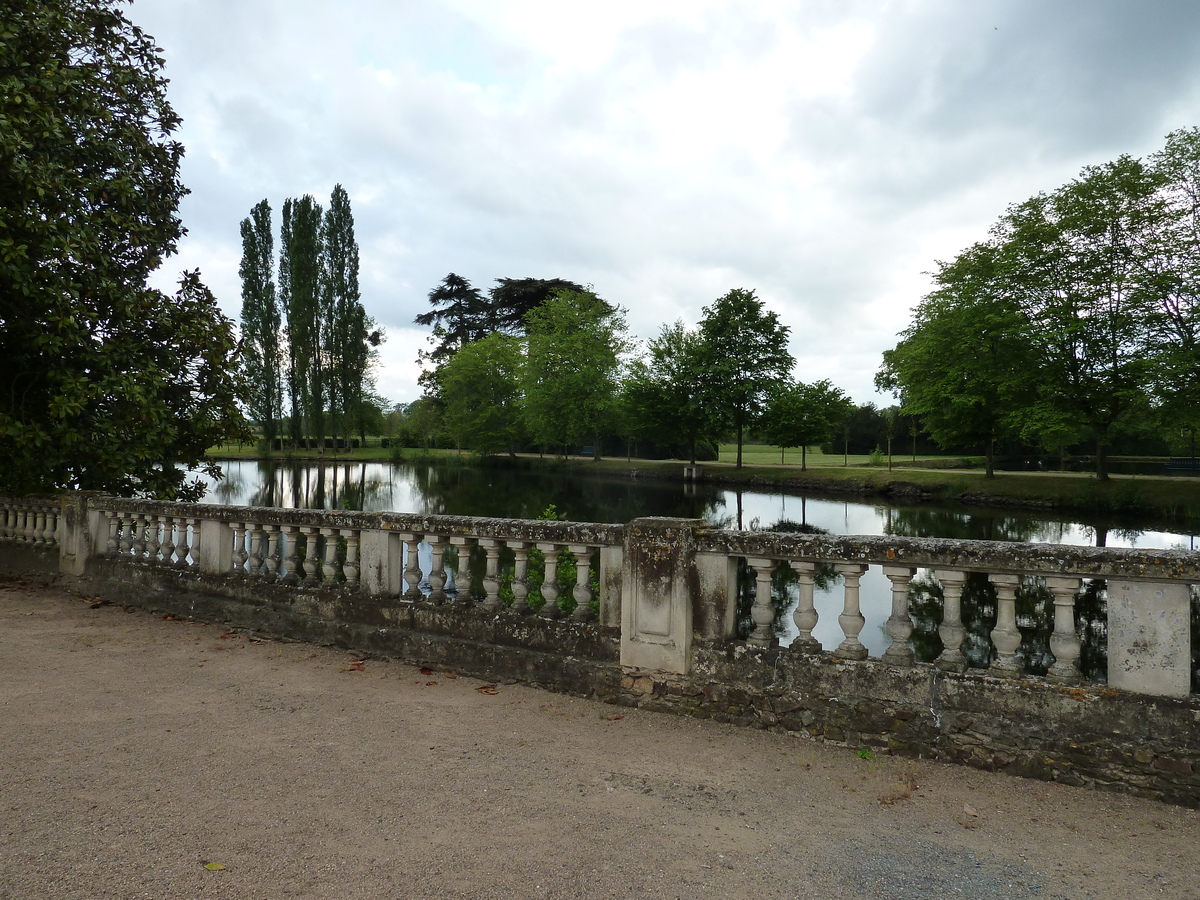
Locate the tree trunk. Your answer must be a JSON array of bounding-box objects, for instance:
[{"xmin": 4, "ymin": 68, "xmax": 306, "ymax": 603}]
[
  {"xmin": 801, "ymin": 444, "xmax": 807, "ymax": 471},
  {"xmin": 844, "ymin": 435, "xmax": 849, "ymax": 467},
  {"xmin": 887, "ymin": 436, "xmax": 892, "ymax": 472},
  {"xmin": 1096, "ymin": 435, "xmax": 1110, "ymax": 481},
  {"xmin": 985, "ymin": 438, "xmax": 995, "ymax": 479},
  {"xmin": 736, "ymin": 420, "xmax": 744, "ymax": 468},
  {"xmin": 593, "ymin": 434, "xmax": 601, "ymax": 462}
]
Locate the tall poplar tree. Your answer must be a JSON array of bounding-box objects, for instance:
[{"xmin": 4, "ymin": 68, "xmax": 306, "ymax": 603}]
[
  {"xmin": 280, "ymin": 195, "xmax": 324, "ymax": 447},
  {"xmin": 322, "ymin": 184, "xmax": 376, "ymax": 447},
  {"xmin": 238, "ymin": 199, "xmax": 283, "ymax": 445}
]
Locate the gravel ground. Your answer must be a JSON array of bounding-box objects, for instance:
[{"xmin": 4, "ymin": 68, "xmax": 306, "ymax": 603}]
[{"xmin": 1, "ymin": 575, "xmax": 1197, "ymax": 900}]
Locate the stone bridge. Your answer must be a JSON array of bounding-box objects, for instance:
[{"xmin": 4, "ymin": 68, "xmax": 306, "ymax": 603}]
[{"xmin": 3, "ymin": 491, "xmax": 1198, "ymax": 806}]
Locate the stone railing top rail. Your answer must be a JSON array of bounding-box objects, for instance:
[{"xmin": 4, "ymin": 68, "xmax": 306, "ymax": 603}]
[
  {"xmin": 697, "ymin": 527, "xmax": 1200, "ymax": 582},
  {"xmin": 88, "ymin": 496, "xmax": 625, "ymax": 546}
]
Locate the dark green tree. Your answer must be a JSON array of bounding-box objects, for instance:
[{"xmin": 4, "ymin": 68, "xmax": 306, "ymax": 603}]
[
  {"xmin": 322, "ymin": 184, "xmax": 381, "ymax": 448},
  {"xmin": 0, "ymin": 0, "xmax": 247, "ymax": 498},
  {"xmin": 280, "ymin": 194, "xmax": 324, "ymax": 448},
  {"xmin": 762, "ymin": 379, "xmax": 853, "ymax": 470},
  {"xmin": 695, "ymin": 288, "xmax": 794, "ymax": 468},
  {"xmin": 524, "ymin": 290, "xmax": 628, "ymax": 459},
  {"xmin": 415, "ymin": 273, "xmax": 491, "ymax": 368},
  {"xmin": 238, "ymin": 199, "xmax": 284, "ymax": 446},
  {"xmin": 489, "ymin": 277, "xmax": 595, "ymax": 335}
]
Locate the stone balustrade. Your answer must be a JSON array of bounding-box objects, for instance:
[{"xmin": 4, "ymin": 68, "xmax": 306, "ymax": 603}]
[
  {"xmin": 2, "ymin": 494, "xmax": 1198, "ymax": 805},
  {"xmin": 0, "ymin": 496, "xmax": 60, "ymax": 548}
]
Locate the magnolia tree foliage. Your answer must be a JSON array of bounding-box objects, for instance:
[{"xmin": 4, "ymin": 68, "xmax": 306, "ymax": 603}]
[{"xmin": 0, "ymin": 0, "xmax": 247, "ymax": 498}]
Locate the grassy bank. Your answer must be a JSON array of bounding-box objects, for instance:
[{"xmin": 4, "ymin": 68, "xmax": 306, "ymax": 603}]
[{"xmin": 206, "ymin": 442, "xmax": 1200, "ymax": 523}]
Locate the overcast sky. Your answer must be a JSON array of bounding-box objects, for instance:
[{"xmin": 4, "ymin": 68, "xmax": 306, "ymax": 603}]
[{"xmin": 130, "ymin": 0, "xmax": 1200, "ymax": 406}]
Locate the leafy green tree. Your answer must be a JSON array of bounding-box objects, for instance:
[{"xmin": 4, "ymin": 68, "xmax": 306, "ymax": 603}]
[
  {"xmin": 280, "ymin": 194, "xmax": 324, "ymax": 447},
  {"xmin": 439, "ymin": 333, "xmax": 525, "ymax": 457},
  {"xmin": 0, "ymin": 0, "xmax": 247, "ymax": 498},
  {"xmin": 1145, "ymin": 128, "xmax": 1200, "ymax": 430},
  {"xmin": 622, "ymin": 322, "xmax": 716, "ymax": 464},
  {"xmin": 877, "ymin": 243, "xmax": 1035, "ymax": 477},
  {"xmin": 238, "ymin": 199, "xmax": 284, "ymax": 446},
  {"xmin": 524, "ymin": 290, "xmax": 628, "ymax": 459},
  {"xmin": 762, "ymin": 379, "xmax": 852, "ymax": 470},
  {"xmin": 998, "ymin": 156, "xmax": 1163, "ymax": 480},
  {"xmin": 695, "ymin": 288, "xmax": 794, "ymax": 468}
]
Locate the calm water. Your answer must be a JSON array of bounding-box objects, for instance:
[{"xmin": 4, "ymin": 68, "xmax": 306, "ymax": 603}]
[{"xmin": 201, "ymin": 458, "xmax": 1199, "ymax": 675}]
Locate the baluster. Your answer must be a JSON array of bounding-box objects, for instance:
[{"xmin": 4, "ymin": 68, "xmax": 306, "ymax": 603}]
[
  {"xmin": 33, "ymin": 508, "xmax": 47, "ymax": 546},
  {"xmin": 450, "ymin": 537, "xmax": 474, "ymax": 606},
  {"xmin": 881, "ymin": 565, "xmax": 917, "ymax": 666},
  {"xmin": 131, "ymin": 514, "xmax": 148, "ymax": 560},
  {"xmin": 300, "ymin": 527, "xmax": 320, "ymax": 583},
  {"xmin": 118, "ymin": 513, "xmax": 133, "ymax": 556},
  {"xmin": 833, "ymin": 563, "xmax": 869, "ymax": 660},
  {"xmin": 246, "ymin": 523, "xmax": 265, "ymax": 575},
  {"xmin": 320, "ymin": 527, "xmax": 340, "ymax": 582},
  {"xmin": 933, "ymin": 569, "xmax": 968, "ymax": 673},
  {"xmin": 20, "ymin": 506, "xmax": 33, "ymax": 543},
  {"xmin": 537, "ymin": 542, "xmax": 562, "ymax": 618},
  {"xmin": 341, "ymin": 529, "xmax": 360, "ymax": 586},
  {"xmin": 1046, "ymin": 576, "xmax": 1083, "ymax": 684},
  {"xmin": 263, "ymin": 526, "xmax": 281, "ymax": 581},
  {"xmin": 0, "ymin": 505, "xmax": 10, "ymax": 540},
  {"xmin": 45, "ymin": 508, "xmax": 59, "ymax": 546},
  {"xmin": 789, "ymin": 560, "xmax": 820, "ymax": 653},
  {"xmin": 479, "ymin": 539, "xmax": 503, "ymax": 612},
  {"xmin": 508, "ymin": 541, "xmax": 531, "ymax": 614},
  {"xmin": 427, "ymin": 536, "xmax": 448, "ymax": 603},
  {"xmin": 145, "ymin": 514, "xmax": 162, "ymax": 563},
  {"xmin": 988, "ymin": 573, "xmax": 1023, "ymax": 676},
  {"xmin": 176, "ymin": 518, "xmax": 195, "ymax": 568},
  {"xmin": 105, "ymin": 511, "xmax": 120, "ymax": 555},
  {"xmin": 401, "ymin": 535, "xmax": 423, "ymax": 600},
  {"xmin": 280, "ymin": 525, "xmax": 301, "ymax": 585},
  {"xmin": 569, "ymin": 545, "xmax": 594, "ymax": 622},
  {"xmin": 231, "ymin": 523, "xmax": 248, "ymax": 573},
  {"xmin": 746, "ymin": 556, "xmax": 777, "ymax": 647},
  {"xmin": 160, "ymin": 516, "xmax": 177, "ymax": 566}
]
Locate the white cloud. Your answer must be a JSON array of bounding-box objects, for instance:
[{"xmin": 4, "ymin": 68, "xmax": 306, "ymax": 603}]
[{"xmin": 132, "ymin": 0, "xmax": 1200, "ymax": 405}]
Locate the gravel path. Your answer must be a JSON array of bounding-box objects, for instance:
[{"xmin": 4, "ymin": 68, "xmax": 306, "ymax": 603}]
[{"xmin": 1, "ymin": 576, "xmax": 1196, "ymax": 899}]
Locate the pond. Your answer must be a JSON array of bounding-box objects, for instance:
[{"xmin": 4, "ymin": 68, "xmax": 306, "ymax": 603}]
[{"xmin": 201, "ymin": 458, "xmax": 1199, "ymax": 685}]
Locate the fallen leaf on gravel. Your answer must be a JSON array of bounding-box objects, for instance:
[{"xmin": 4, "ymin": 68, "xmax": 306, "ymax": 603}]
[
  {"xmin": 426, "ymin": 681, "xmax": 438, "ymax": 686},
  {"xmin": 964, "ymin": 804, "xmax": 979, "ymax": 817},
  {"xmin": 342, "ymin": 659, "xmax": 366, "ymax": 672},
  {"xmin": 606, "ymin": 715, "xmax": 624, "ymax": 721},
  {"xmin": 420, "ymin": 667, "xmax": 434, "ymax": 675},
  {"xmin": 444, "ymin": 672, "xmax": 457, "ymax": 679},
  {"xmin": 219, "ymin": 631, "xmax": 236, "ymax": 640},
  {"xmin": 202, "ymin": 862, "xmax": 227, "ymax": 871},
  {"xmin": 476, "ymin": 684, "xmax": 499, "ymax": 695}
]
